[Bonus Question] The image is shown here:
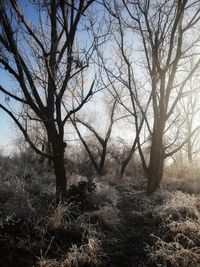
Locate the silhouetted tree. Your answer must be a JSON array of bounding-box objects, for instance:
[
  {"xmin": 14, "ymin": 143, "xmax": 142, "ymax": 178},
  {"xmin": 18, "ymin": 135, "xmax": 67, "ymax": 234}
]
[{"xmin": 0, "ymin": 0, "xmax": 96, "ymax": 194}]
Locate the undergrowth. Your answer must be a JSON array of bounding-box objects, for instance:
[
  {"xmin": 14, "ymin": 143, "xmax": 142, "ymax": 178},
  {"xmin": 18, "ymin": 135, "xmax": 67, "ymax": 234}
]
[
  {"xmin": 0, "ymin": 162, "xmax": 119, "ymax": 267},
  {"xmin": 2, "ymin": 154, "xmax": 200, "ymax": 266},
  {"xmin": 146, "ymin": 191, "xmax": 200, "ymax": 267}
]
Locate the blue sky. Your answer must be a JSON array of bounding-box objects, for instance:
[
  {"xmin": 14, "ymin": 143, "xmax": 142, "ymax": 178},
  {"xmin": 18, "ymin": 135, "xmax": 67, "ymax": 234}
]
[
  {"xmin": 0, "ymin": 1, "xmax": 38, "ymax": 153},
  {"xmin": 0, "ymin": 111, "xmax": 11, "ymax": 151},
  {"xmin": 0, "ymin": 69, "xmax": 14, "ymax": 152}
]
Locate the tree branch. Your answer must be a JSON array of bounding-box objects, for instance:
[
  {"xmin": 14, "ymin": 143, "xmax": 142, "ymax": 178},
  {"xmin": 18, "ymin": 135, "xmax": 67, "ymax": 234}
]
[{"xmin": 0, "ymin": 104, "xmax": 52, "ymax": 159}]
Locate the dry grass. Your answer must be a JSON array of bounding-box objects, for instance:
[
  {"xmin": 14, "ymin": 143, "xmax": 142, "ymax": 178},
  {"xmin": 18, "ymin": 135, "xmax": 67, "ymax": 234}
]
[
  {"xmin": 147, "ymin": 235, "xmax": 200, "ymax": 267},
  {"xmin": 47, "ymin": 202, "xmax": 72, "ymax": 231},
  {"xmin": 61, "ymin": 235, "xmax": 101, "ymax": 267},
  {"xmin": 93, "ymin": 205, "xmax": 119, "ymax": 230},
  {"xmin": 37, "ymin": 228, "xmax": 101, "ymax": 267},
  {"xmin": 38, "ymin": 258, "xmax": 58, "ymax": 267},
  {"xmin": 94, "ymin": 181, "xmax": 119, "ymax": 207},
  {"xmin": 164, "ymin": 161, "xmax": 200, "ymax": 193},
  {"xmin": 0, "ymin": 157, "xmax": 106, "ymax": 267},
  {"xmin": 147, "ymin": 191, "xmax": 200, "ymax": 267},
  {"xmin": 168, "ymin": 219, "xmax": 200, "ymax": 244},
  {"xmin": 157, "ymin": 191, "xmax": 200, "ymax": 220},
  {"xmin": 4, "ymin": 151, "xmax": 200, "ymax": 267}
]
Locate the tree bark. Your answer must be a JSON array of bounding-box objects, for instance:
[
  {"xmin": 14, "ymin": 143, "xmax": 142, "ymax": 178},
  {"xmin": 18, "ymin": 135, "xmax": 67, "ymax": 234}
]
[
  {"xmin": 120, "ymin": 154, "xmax": 131, "ymax": 179},
  {"xmin": 99, "ymin": 144, "xmax": 107, "ymax": 175},
  {"xmin": 187, "ymin": 138, "xmax": 193, "ymax": 163},
  {"xmin": 187, "ymin": 120, "xmax": 193, "ymax": 163},
  {"xmin": 147, "ymin": 125, "xmax": 165, "ymax": 193},
  {"xmin": 48, "ymin": 122, "xmax": 67, "ymax": 194},
  {"xmin": 52, "ymin": 141, "xmax": 67, "ymax": 194},
  {"xmin": 120, "ymin": 140, "xmax": 137, "ymax": 178},
  {"xmin": 47, "ymin": 141, "xmax": 52, "ymax": 167},
  {"xmin": 53, "ymin": 151, "xmax": 66, "ymax": 194}
]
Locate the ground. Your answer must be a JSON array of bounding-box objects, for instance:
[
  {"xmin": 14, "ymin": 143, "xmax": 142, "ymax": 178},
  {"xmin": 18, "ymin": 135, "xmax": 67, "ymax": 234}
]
[
  {"xmin": 100, "ymin": 181, "xmax": 166, "ymax": 267},
  {"xmin": 1, "ymin": 162, "xmax": 200, "ymax": 267}
]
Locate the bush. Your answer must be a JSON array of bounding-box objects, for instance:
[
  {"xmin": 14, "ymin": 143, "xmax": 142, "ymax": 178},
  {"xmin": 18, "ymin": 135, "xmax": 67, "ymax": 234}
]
[{"xmin": 65, "ymin": 181, "xmax": 97, "ymax": 212}]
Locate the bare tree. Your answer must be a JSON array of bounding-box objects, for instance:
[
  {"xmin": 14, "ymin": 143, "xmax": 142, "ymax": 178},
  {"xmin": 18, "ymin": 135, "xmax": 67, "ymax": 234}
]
[
  {"xmin": 0, "ymin": 0, "xmax": 97, "ymax": 194},
  {"xmin": 103, "ymin": 0, "xmax": 200, "ymax": 192},
  {"xmin": 175, "ymin": 82, "xmax": 200, "ymax": 163},
  {"xmin": 71, "ymin": 98, "xmax": 118, "ymax": 175},
  {"xmin": 95, "ymin": 2, "xmax": 151, "ymax": 179}
]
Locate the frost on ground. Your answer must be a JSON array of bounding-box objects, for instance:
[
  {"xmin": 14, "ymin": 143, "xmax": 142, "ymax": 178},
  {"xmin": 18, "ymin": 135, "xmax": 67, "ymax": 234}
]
[{"xmin": 1, "ymin": 159, "xmax": 200, "ymax": 267}]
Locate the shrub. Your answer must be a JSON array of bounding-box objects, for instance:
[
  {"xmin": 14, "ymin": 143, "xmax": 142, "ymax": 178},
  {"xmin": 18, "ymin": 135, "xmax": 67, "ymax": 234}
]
[{"xmin": 65, "ymin": 181, "xmax": 97, "ymax": 212}]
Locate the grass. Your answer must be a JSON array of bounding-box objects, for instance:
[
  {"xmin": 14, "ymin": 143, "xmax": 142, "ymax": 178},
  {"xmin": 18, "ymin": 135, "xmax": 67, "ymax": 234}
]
[
  {"xmin": 2, "ymin": 153, "xmax": 200, "ymax": 266},
  {"xmin": 145, "ymin": 190, "xmax": 200, "ymax": 267},
  {"xmin": 0, "ymin": 158, "xmax": 114, "ymax": 267},
  {"xmin": 164, "ymin": 161, "xmax": 200, "ymax": 193}
]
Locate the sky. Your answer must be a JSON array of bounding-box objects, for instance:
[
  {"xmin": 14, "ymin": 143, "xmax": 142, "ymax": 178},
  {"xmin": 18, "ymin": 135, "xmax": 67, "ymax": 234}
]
[
  {"xmin": 0, "ymin": 111, "xmax": 11, "ymax": 152},
  {"xmin": 0, "ymin": 1, "xmax": 38, "ymax": 153},
  {"xmin": 0, "ymin": 70, "xmax": 15, "ymax": 153}
]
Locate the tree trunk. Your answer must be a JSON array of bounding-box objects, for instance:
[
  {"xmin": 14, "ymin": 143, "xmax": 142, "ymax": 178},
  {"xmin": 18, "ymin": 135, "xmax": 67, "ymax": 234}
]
[
  {"xmin": 187, "ymin": 138, "xmax": 192, "ymax": 163},
  {"xmin": 51, "ymin": 139, "xmax": 67, "ymax": 195},
  {"xmin": 187, "ymin": 121, "xmax": 193, "ymax": 163},
  {"xmin": 120, "ymin": 141, "xmax": 137, "ymax": 178},
  {"xmin": 147, "ymin": 127, "xmax": 164, "ymax": 193},
  {"xmin": 39, "ymin": 143, "xmax": 45, "ymax": 164},
  {"xmin": 53, "ymin": 152, "xmax": 66, "ymax": 194},
  {"xmin": 99, "ymin": 145, "xmax": 107, "ymax": 175},
  {"xmin": 120, "ymin": 155, "xmax": 132, "ymax": 179}
]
